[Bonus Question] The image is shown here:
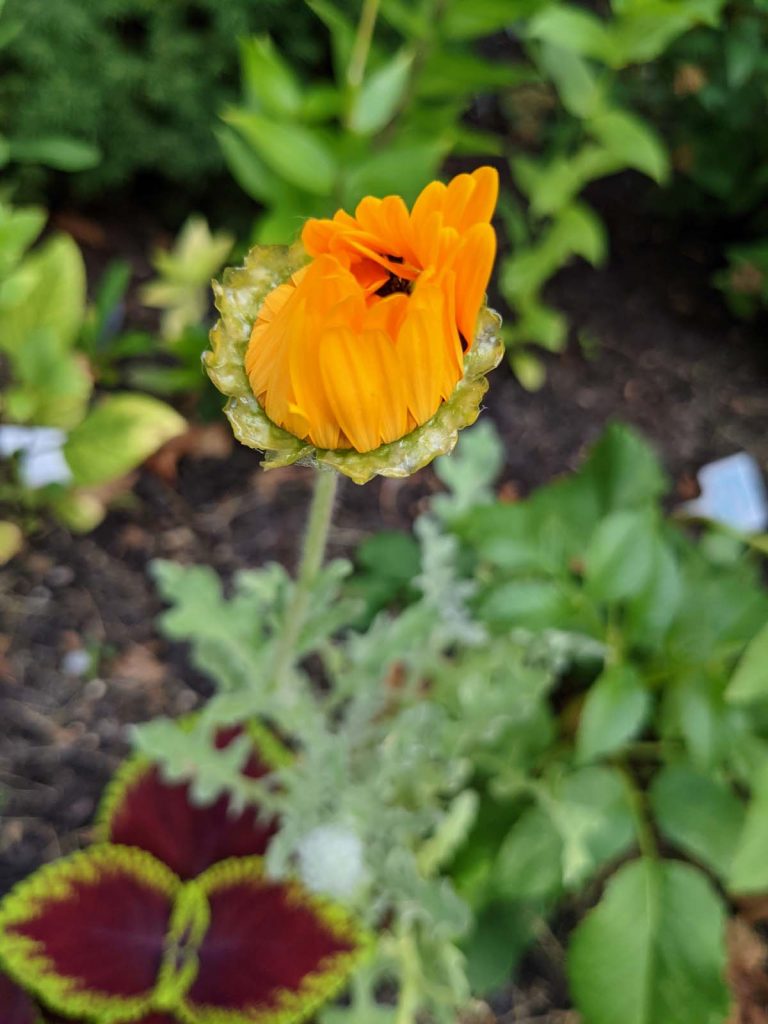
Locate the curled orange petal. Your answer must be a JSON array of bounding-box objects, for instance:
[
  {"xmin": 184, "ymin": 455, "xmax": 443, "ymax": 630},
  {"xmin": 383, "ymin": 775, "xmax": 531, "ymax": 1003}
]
[{"xmin": 244, "ymin": 167, "xmax": 499, "ymax": 454}]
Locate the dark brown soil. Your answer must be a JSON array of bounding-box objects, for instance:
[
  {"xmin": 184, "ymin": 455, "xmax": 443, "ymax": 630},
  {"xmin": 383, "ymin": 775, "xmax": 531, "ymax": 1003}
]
[{"xmin": 1, "ymin": 174, "xmax": 767, "ymax": 1021}]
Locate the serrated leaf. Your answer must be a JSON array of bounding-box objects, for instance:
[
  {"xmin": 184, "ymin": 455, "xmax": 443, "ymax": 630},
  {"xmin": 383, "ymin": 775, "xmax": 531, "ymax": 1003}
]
[
  {"xmin": 576, "ymin": 664, "xmax": 651, "ymax": 763},
  {"xmin": 64, "ymin": 393, "xmax": 185, "ymax": 487},
  {"xmin": 568, "ymin": 858, "xmax": 729, "ymax": 1024}
]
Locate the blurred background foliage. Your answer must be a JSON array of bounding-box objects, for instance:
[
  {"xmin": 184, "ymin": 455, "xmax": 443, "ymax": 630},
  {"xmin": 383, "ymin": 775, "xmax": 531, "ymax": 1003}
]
[{"xmin": 2, "ymin": 0, "xmax": 768, "ymax": 538}]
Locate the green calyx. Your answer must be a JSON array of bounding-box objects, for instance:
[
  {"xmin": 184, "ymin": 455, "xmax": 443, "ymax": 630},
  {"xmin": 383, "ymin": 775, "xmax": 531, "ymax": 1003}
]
[{"xmin": 205, "ymin": 244, "xmax": 504, "ymax": 485}]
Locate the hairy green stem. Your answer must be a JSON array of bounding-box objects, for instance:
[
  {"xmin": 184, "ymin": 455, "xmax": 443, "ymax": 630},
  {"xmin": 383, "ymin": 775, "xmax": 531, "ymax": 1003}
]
[
  {"xmin": 271, "ymin": 467, "xmax": 339, "ymax": 690},
  {"xmin": 347, "ymin": 0, "xmax": 381, "ymax": 89}
]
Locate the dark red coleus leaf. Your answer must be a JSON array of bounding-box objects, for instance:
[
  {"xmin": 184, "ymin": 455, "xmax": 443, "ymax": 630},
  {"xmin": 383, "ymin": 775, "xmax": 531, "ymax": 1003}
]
[
  {"xmin": 42, "ymin": 1013, "xmax": 179, "ymax": 1024},
  {"xmin": 0, "ymin": 846, "xmax": 178, "ymax": 1021},
  {"xmin": 0, "ymin": 966, "xmax": 38, "ymax": 1024},
  {"xmin": 100, "ymin": 724, "xmax": 284, "ymax": 881},
  {"xmin": 180, "ymin": 856, "xmax": 369, "ymax": 1024},
  {"xmin": 0, "ymin": 846, "xmax": 368, "ymax": 1024}
]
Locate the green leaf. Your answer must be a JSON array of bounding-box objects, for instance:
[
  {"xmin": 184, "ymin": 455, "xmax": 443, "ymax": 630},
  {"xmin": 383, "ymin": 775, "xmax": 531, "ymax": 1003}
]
[
  {"xmin": 342, "ymin": 138, "xmax": 449, "ymax": 208},
  {"xmin": 0, "ymin": 204, "xmax": 46, "ymax": 278},
  {"xmin": 589, "ymin": 110, "xmax": 669, "ymax": 184},
  {"xmin": 239, "ymin": 35, "xmax": 303, "ymax": 117},
  {"xmin": 527, "ymin": 6, "xmax": 612, "ymax": 61},
  {"xmin": 568, "ymin": 859, "xmax": 729, "ymax": 1024},
  {"xmin": 349, "ymin": 49, "xmax": 413, "ymax": 135},
  {"xmin": 582, "ymin": 424, "xmax": 666, "ymax": 512},
  {"xmin": 577, "ymin": 665, "xmax": 651, "ymax": 763},
  {"xmin": 550, "ymin": 766, "xmax": 635, "ymax": 888},
  {"xmin": 726, "ymin": 621, "xmax": 768, "ymax": 704},
  {"xmin": 495, "ymin": 805, "xmax": 563, "ymax": 900},
  {"xmin": 307, "ymin": 0, "xmax": 355, "ymax": 84},
  {"xmin": 650, "ymin": 765, "xmax": 744, "ymax": 880},
  {"xmin": 223, "ymin": 109, "xmax": 337, "ymax": 196},
  {"xmin": 584, "ymin": 508, "xmax": 657, "ymax": 603},
  {"xmin": 510, "ymin": 350, "xmax": 546, "ymax": 391},
  {"xmin": 0, "ymin": 234, "xmax": 86, "ymax": 353},
  {"xmin": 443, "ymin": 0, "xmax": 540, "ymax": 38},
  {"xmin": 462, "ymin": 901, "xmax": 539, "ymax": 994},
  {"xmin": 215, "ymin": 125, "xmax": 282, "ymax": 204},
  {"xmin": 64, "ymin": 393, "xmax": 186, "ymax": 487},
  {"xmin": 478, "ymin": 579, "xmax": 572, "ymax": 629},
  {"xmin": 537, "ymin": 44, "xmax": 603, "ymax": 118},
  {"xmin": 730, "ymin": 771, "xmax": 768, "ymax": 893},
  {"xmin": 9, "ymin": 136, "xmax": 100, "ymax": 171},
  {"xmin": 0, "ymin": 521, "xmax": 22, "ymax": 564},
  {"xmin": 625, "ymin": 540, "xmax": 682, "ymax": 649},
  {"xmin": 2, "ymin": 327, "xmax": 92, "ymax": 428}
]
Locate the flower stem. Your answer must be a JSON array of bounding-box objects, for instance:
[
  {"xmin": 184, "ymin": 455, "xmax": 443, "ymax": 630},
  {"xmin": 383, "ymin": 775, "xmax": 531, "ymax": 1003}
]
[
  {"xmin": 347, "ymin": 0, "xmax": 380, "ymax": 89},
  {"xmin": 271, "ymin": 467, "xmax": 339, "ymax": 691}
]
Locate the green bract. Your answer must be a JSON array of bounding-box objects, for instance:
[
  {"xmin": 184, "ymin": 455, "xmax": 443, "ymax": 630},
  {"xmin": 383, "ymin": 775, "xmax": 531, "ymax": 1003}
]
[{"xmin": 205, "ymin": 243, "xmax": 504, "ymax": 485}]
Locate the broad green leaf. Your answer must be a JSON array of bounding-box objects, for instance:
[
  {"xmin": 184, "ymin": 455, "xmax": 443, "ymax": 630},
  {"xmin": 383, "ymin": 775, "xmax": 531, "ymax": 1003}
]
[
  {"xmin": 64, "ymin": 393, "xmax": 185, "ymax": 487},
  {"xmin": 2, "ymin": 327, "xmax": 92, "ymax": 428},
  {"xmin": 462, "ymin": 901, "xmax": 540, "ymax": 994},
  {"xmin": 223, "ymin": 109, "xmax": 337, "ymax": 196},
  {"xmin": 0, "ymin": 234, "xmax": 86, "ymax": 353},
  {"xmin": 342, "ymin": 138, "xmax": 449, "ymax": 207},
  {"xmin": 537, "ymin": 44, "xmax": 603, "ymax": 118},
  {"xmin": 349, "ymin": 49, "xmax": 413, "ymax": 135},
  {"xmin": 584, "ymin": 508, "xmax": 657, "ymax": 602},
  {"xmin": 577, "ymin": 665, "xmax": 651, "ymax": 763},
  {"xmin": 625, "ymin": 540, "xmax": 682, "ymax": 649},
  {"xmin": 0, "ymin": 521, "xmax": 22, "ymax": 564},
  {"xmin": 730, "ymin": 774, "xmax": 768, "ymax": 893},
  {"xmin": 0, "ymin": 204, "xmax": 46, "ymax": 277},
  {"xmin": 495, "ymin": 805, "xmax": 563, "ymax": 900},
  {"xmin": 443, "ymin": 0, "xmax": 540, "ymax": 38},
  {"xmin": 650, "ymin": 765, "xmax": 744, "ymax": 880},
  {"xmin": 527, "ymin": 6, "xmax": 612, "ymax": 60},
  {"xmin": 569, "ymin": 859, "xmax": 729, "ymax": 1024},
  {"xmin": 239, "ymin": 36, "xmax": 303, "ymax": 117},
  {"xmin": 550, "ymin": 766, "xmax": 635, "ymax": 887},
  {"xmin": 589, "ymin": 110, "xmax": 669, "ymax": 183},
  {"xmin": 9, "ymin": 136, "xmax": 100, "ymax": 171},
  {"xmin": 215, "ymin": 125, "xmax": 283, "ymax": 204},
  {"xmin": 478, "ymin": 579, "xmax": 572, "ymax": 629},
  {"xmin": 726, "ymin": 621, "xmax": 768, "ymax": 703},
  {"xmin": 582, "ymin": 423, "xmax": 666, "ymax": 512}
]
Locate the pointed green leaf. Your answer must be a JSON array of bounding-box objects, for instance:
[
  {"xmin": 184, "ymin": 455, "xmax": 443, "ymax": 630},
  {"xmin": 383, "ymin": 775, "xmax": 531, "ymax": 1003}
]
[
  {"xmin": 576, "ymin": 665, "xmax": 651, "ymax": 763},
  {"xmin": 569, "ymin": 859, "xmax": 729, "ymax": 1024},
  {"xmin": 64, "ymin": 394, "xmax": 185, "ymax": 486},
  {"xmin": 726, "ymin": 622, "xmax": 768, "ymax": 703}
]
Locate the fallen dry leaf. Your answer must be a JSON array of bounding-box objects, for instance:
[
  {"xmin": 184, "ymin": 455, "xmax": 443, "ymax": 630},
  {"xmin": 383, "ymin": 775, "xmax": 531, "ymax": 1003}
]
[
  {"xmin": 146, "ymin": 422, "xmax": 233, "ymax": 482},
  {"xmin": 110, "ymin": 643, "xmax": 166, "ymax": 688}
]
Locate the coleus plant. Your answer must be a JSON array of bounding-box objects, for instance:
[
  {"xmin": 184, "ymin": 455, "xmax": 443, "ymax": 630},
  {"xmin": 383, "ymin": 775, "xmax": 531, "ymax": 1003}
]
[{"xmin": 0, "ymin": 725, "xmax": 369, "ymax": 1024}]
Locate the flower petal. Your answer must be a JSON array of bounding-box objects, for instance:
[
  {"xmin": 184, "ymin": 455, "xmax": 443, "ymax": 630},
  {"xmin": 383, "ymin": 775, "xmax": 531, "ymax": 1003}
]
[
  {"xmin": 452, "ymin": 222, "xmax": 497, "ymax": 345},
  {"xmin": 179, "ymin": 858, "xmax": 368, "ymax": 1024},
  {"xmin": 396, "ymin": 282, "xmax": 450, "ymax": 425},
  {"xmin": 0, "ymin": 846, "xmax": 178, "ymax": 1020},
  {"xmin": 321, "ymin": 325, "xmax": 387, "ymax": 450}
]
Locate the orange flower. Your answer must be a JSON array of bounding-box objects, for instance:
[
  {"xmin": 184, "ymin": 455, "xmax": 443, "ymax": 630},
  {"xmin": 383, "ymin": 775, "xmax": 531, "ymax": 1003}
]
[{"xmin": 244, "ymin": 168, "xmax": 498, "ymax": 453}]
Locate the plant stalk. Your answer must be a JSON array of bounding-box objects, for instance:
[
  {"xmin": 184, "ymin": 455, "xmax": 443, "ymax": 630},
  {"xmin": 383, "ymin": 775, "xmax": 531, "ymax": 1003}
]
[
  {"xmin": 347, "ymin": 0, "xmax": 381, "ymax": 89},
  {"xmin": 271, "ymin": 467, "xmax": 339, "ymax": 690}
]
